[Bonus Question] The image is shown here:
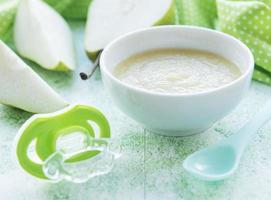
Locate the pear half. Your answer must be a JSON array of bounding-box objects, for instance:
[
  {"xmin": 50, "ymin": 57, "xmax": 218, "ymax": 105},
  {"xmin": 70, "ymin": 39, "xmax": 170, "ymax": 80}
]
[
  {"xmin": 84, "ymin": 0, "xmax": 176, "ymax": 60},
  {"xmin": 0, "ymin": 40, "xmax": 68, "ymax": 113},
  {"xmin": 14, "ymin": 0, "xmax": 75, "ymax": 71}
]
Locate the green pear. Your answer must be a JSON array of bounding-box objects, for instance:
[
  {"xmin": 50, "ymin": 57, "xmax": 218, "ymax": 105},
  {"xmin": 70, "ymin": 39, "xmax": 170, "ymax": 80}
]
[
  {"xmin": 14, "ymin": 0, "xmax": 75, "ymax": 71},
  {"xmin": 0, "ymin": 40, "xmax": 68, "ymax": 113},
  {"xmin": 84, "ymin": 0, "xmax": 176, "ymax": 60}
]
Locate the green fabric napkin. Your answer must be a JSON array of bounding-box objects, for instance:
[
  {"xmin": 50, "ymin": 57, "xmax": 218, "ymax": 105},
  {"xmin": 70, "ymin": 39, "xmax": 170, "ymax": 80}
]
[
  {"xmin": 176, "ymin": 0, "xmax": 271, "ymax": 85},
  {"xmin": 45, "ymin": 0, "xmax": 91, "ymax": 19},
  {"xmin": 0, "ymin": 0, "xmax": 17, "ymax": 43},
  {"xmin": 1, "ymin": 0, "xmax": 271, "ymax": 85},
  {"xmin": 175, "ymin": 0, "xmax": 217, "ymax": 29},
  {"xmin": 44, "ymin": 0, "xmax": 73, "ymax": 13},
  {"xmin": 217, "ymin": 0, "xmax": 271, "ymax": 85},
  {"xmin": 61, "ymin": 0, "xmax": 91, "ymax": 19}
]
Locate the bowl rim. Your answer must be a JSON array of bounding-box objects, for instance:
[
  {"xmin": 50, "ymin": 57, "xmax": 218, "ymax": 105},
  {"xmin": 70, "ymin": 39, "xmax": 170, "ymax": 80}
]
[{"xmin": 100, "ymin": 25, "xmax": 254, "ymax": 97}]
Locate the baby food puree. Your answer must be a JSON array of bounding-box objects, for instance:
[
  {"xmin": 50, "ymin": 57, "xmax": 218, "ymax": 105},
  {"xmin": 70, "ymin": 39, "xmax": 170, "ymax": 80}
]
[{"xmin": 113, "ymin": 48, "xmax": 241, "ymax": 94}]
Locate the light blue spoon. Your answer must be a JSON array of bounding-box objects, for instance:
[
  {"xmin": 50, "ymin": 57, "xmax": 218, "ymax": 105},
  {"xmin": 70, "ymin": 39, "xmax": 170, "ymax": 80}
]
[{"xmin": 183, "ymin": 101, "xmax": 271, "ymax": 181}]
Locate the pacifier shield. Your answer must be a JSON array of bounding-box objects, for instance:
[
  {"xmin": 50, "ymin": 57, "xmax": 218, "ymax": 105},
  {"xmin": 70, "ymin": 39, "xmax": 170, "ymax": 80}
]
[{"xmin": 15, "ymin": 104, "xmax": 111, "ymax": 180}]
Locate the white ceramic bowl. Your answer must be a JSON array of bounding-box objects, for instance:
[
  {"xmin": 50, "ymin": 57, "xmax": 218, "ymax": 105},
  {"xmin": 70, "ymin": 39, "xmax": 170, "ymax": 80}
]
[{"xmin": 100, "ymin": 26, "xmax": 254, "ymax": 136}]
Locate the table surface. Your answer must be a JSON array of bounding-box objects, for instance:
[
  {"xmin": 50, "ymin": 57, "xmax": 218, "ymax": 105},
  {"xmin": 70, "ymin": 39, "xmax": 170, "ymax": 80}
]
[{"xmin": 1, "ymin": 21, "xmax": 271, "ymax": 200}]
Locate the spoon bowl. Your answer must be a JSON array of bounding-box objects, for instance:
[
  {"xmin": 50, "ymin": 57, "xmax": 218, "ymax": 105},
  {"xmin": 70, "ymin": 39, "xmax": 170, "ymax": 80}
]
[
  {"xmin": 183, "ymin": 100, "xmax": 271, "ymax": 181},
  {"xmin": 183, "ymin": 145, "xmax": 239, "ymax": 181}
]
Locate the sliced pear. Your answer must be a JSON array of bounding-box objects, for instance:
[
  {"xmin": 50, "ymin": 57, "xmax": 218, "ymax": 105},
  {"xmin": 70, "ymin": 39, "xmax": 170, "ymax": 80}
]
[
  {"xmin": 84, "ymin": 0, "xmax": 176, "ymax": 60},
  {"xmin": 0, "ymin": 40, "xmax": 68, "ymax": 113},
  {"xmin": 14, "ymin": 0, "xmax": 75, "ymax": 71}
]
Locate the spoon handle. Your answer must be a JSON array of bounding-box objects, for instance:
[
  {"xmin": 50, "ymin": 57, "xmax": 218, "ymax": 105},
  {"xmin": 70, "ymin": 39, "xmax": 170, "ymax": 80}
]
[{"xmin": 230, "ymin": 100, "xmax": 271, "ymax": 150}]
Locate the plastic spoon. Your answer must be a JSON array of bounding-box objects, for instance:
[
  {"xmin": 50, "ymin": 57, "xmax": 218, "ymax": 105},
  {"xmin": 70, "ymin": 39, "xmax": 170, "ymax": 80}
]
[{"xmin": 183, "ymin": 100, "xmax": 271, "ymax": 181}]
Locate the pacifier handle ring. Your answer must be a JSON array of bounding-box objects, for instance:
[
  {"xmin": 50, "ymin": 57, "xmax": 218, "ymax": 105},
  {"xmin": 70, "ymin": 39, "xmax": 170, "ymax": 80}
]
[
  {"xmin": 36, "ymin": 125, "xmax": 95, "ymax": 161},
  {"xmin": 16, "ymin": 122, "xmax": 47, "ymax": 179},
  {"xmin": 15, "ymin": 104, "xmax": 111, "ymax": 180},
  {"xmin": 36, "ymin": 105, "xmax": 111, "ymax": 161}
]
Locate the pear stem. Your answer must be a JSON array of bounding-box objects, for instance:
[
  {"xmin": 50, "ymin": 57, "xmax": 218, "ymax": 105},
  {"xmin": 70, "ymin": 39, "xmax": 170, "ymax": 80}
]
[{"xmin": 80, "ymin": 51, "xmax": 102, "ymax": 80}]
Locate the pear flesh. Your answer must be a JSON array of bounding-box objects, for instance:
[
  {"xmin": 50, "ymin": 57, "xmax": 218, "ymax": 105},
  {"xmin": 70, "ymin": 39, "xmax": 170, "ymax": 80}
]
[
  {"xmin": 0, "ymin": 40, "xmax": 68, "ymax": 113},
  {"xmin": 14, "ymin": 0, "xmax": 75, "ymax": 71},
  {"xmin": 84, "ymin": 0, "xmax": 175, "ymax": 60}
]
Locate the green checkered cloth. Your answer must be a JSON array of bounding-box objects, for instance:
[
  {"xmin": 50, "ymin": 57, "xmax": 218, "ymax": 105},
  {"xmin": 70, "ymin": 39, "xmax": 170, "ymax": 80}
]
[{"xmin": 1, "ymin": 0, "xmax": 271, "ymax": 85}]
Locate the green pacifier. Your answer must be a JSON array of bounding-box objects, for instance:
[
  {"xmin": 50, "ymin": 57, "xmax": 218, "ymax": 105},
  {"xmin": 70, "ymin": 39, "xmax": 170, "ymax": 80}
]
[{"xmin": 15, "ymin": 104, "xmax": 120, "ymax": 183}]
